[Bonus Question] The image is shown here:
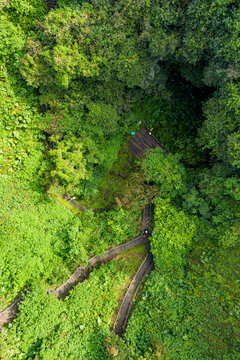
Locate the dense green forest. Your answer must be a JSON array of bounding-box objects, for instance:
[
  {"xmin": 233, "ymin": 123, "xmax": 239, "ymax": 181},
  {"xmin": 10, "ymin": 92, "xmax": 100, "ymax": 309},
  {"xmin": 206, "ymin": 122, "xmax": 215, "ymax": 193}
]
[{"xmin": 1, "ymin": 0, "xmax": 240, "ymax": 358}]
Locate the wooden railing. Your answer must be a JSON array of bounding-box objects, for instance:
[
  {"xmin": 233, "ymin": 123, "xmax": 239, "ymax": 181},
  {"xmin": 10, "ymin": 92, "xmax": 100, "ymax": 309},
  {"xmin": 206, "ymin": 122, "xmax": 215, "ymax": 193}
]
[{"xmin": 0, "ymin": 205, "xmax": 152, "ymax": 328}]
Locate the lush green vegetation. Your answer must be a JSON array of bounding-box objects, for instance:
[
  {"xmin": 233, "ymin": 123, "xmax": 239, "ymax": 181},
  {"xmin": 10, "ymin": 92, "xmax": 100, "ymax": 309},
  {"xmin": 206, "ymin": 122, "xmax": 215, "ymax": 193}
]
[
  {"xmin": 0, "ymin": 253, "xmax": 145, "ymax": 359},
  {"xmin": 0, "ymin": 174, "xmax": 140, "ymax": 307},
  {"xmin": 1, "ymin": 0, "xmax": 240, "ymax": 359}
]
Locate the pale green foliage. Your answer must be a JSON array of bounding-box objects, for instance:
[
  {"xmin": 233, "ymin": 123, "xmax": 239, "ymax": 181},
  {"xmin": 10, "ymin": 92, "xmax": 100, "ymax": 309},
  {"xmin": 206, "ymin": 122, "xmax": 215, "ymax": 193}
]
[
  {"xmin": 47, "ymin": 134, "xmax": 124, "ymax": 197},
  {"xmin": 98, "ymin": 136, "xmax": 123, "ymax": 171},
  {"xmin": 105, "ymin": 207, "xmax": 140, "ymax": 243},
  {"xmin": 219, "ymin": 224, "xmax": 240, "ymax": 248},
  {"xmin": 63, "ymin": 207, "xmax": 140, "ymax": 264},
  {"xmin": 152, "ymin": 197, "xmax": 197, "ymax": 271},
  {"xmin": 0, "ymin": 176, "xmax": 73, "ymax": 300},
  {"xmin": 0, "ymin": 174, "xmax": 140, "ymax": 302},
  {"xmin": 0, "ymin": 15, "xmax": 25, "ymax": 60},
  {"xmin": 142, "ymin": 148, "xmax": 186, "ymax": 198},
  {"xmin": 87, "ymin": 102, "xmax": 120, "ymax": 135},
  {"xmin": 49, "ymin": 135, "xmax": 89, "ymax": 193},
  {"xmin": 0, "ymin": 63, "xmax": 43, "ymax": 174},
  {"xmin": 124, "ymin": 242, "xmax": 240, "ymax": 359},
  {"xmin": 0, "ymin": 261, "xmax": 135, "ymax": 359},
  {"xmin": 125, "ymin": 272, "xmax": 189, "ymax": 359}
]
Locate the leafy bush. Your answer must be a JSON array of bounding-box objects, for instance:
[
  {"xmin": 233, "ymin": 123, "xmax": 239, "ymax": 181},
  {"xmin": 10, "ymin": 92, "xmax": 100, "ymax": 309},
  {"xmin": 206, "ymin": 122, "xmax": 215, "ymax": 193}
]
[
  {"xmin": 0, "ymin": 15, "xmax": 25, "ymax": 61},
  {"xmin": 142, "ymin": 148, "xmax": 187, "ymax": 198},
  {"xmin": 151, "ymin": 197, "xmax": 198, "ymax": 273},
  {"xmin": 0, "ymin": 176, "xmax": 73, "ymax": 300},
  {"xmin": 0, "ymin": 260, "xmax": 136, "ymax": 359}
]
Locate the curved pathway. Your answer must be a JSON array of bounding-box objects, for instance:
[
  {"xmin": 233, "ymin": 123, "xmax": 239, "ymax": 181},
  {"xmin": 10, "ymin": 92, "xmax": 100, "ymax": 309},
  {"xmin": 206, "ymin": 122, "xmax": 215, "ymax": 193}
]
[
  {"xmin": 1, "ymin": 127, "xmax": 159, "ymax": 330},
  {"xmin": 54, "ymin": 234, "xmax": 146, "ymax": 299},
  {"xmin": 55, "ymin": 204, "xmax": 152, "ymax": 299},
  {"xmin": 114, "ymin": 204, "xmax": 153, "ymax": 336},
  {"xmin": 0, "ymin": 205, "xmax": 152, "ymax": 327},
  {"xmin": 114, "ymin": 253, "xmax": 153, "ymax": 336}
]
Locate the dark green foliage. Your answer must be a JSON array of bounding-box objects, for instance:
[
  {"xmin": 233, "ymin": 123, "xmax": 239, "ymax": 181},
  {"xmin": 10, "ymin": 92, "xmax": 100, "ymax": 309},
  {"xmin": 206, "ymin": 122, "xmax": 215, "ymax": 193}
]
[
  {"xmin": 199, "ymin": 82, "xmax": 240, "ymax": 167},
  {"xmin": 1, "ymin": 0, "xmax": 47, "ymax": 31},
  {"xmin": 197, "ymin": 164, "xmax": 240, "ymax": 248},
  {"xmin": 182, "ymin": 0, "xmax": 240, "ymax": 72}
]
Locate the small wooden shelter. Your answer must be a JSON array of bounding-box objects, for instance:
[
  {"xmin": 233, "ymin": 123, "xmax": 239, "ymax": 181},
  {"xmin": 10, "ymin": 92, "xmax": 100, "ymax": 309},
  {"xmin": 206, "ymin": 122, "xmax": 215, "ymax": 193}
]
[
  {"xmin": 49, "ymin": 0, "xmax": 57, "ymax": 9},
  {"xmin": 127, "ymin": 128, "xmax": 167, "ymax": 158}
]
